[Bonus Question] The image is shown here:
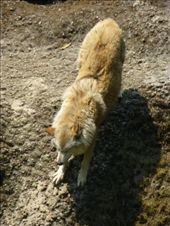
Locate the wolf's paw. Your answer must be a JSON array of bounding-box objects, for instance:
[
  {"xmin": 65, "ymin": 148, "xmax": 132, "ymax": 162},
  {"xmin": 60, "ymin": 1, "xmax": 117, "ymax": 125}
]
[
  {"xmin": 77, "ymin": 172, "xmax": 87, "ymax": 187},
  {"xmin": 52, "ymin": 167, "xmax": 65, "ymax": 185}
]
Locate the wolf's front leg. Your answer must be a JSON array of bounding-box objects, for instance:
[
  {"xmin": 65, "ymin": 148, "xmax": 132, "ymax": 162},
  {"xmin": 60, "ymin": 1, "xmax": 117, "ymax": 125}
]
[
  {"xmin": 53, "ymin": 163, "xmax": 67, "ymax": 185},
  {"xmin": 52, "ymin": 155, "xmax": 74, "ymax": 185},
  {"xmin": 77, "ymin": 143, "xmax": 95, "ymax": 187}
]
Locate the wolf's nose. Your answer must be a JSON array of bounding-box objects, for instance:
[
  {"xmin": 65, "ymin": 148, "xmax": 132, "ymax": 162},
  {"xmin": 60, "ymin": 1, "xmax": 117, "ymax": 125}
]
[{"xmin": 57, "ymin": 161, "xmax": 63, "ymax": 166}]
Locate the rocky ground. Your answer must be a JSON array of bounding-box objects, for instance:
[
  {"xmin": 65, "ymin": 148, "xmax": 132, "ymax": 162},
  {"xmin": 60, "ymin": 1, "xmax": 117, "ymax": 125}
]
[{"xmin": 0, "ymin": 0, "xmax": 170, "ymax": 226}]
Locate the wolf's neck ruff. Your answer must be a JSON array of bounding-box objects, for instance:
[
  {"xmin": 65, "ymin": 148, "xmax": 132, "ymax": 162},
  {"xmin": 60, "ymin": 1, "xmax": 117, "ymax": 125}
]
[
  {"xmin": 52, "ymin": 78, "xmax": 106, "ymax": 148},
  {"xmin": 63, "ymin": 78, "xmax": 106, "ymax": 120},
  {"xmin": 54, "ymin": 78, "xmax": 106, "ymax": 128}
]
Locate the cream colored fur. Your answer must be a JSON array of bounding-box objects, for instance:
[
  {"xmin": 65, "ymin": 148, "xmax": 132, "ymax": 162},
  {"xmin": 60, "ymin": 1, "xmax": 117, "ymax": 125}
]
[{"xmin": 48, "ymin": 18, "xmax": 125, "ymax": 186}]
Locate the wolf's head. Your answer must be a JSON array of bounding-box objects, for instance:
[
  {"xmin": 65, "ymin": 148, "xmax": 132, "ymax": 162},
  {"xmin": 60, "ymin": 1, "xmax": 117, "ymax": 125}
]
[
  {"xmin": 47, "ymin": 81, "xmax": 106, "ymax": 165},
  {"xmin": 47, "ymin": 120, "xmax": 96, "ymax": 165}
]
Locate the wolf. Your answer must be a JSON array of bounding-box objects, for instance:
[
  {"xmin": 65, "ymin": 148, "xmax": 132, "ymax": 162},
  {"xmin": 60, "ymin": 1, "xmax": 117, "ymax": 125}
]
[{"xmin": 47, "ymin": 18, "xmax": 125, "ymax": 186}]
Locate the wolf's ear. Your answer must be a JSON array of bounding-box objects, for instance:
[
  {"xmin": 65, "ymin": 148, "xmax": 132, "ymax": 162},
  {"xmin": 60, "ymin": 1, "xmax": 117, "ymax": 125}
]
[{"xmin": 47, "ymin": 127, "xmax": 55, "ymax": 136}]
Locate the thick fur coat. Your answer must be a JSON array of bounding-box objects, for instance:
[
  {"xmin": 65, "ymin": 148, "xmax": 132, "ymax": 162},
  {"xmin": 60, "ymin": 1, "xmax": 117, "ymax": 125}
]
[{"xmin": 48, "ymin": 18, "xmax": 125, "ymax": 186}]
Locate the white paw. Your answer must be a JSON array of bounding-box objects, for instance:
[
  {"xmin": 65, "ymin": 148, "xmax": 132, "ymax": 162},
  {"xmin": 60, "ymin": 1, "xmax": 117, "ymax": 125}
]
[
  {"xmin": 52, "ymin": 167, "xmax": 65, "ymax": 185},
  {"xmin": 77, "ymin": 172, "xmax": 87, "ymax": 187}
]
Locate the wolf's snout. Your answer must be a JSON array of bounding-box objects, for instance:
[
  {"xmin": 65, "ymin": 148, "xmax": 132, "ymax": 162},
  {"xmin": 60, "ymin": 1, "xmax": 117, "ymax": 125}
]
[
  {"xmin": 56, "ymin": 153, "xmax": 64, "ymax": 165},
  {"xmin": 57, "ymin": 160, "xmax": 64, "ymax": 166},
  {"xmin": 57, "ymin": 152, "xmax": 64, "ymax": 166}
]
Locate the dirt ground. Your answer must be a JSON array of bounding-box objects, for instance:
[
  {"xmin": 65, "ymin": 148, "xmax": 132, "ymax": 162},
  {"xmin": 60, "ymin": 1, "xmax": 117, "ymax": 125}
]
[{"xmin": 0, "ymin": 0, "xmax": 170, "ymax": 226}]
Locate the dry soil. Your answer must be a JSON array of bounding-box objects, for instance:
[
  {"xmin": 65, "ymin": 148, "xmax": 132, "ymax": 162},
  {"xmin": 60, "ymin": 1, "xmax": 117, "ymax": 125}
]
[{"xmin": 0, "ymin": 0, "xmax": 170, "ymax": 226}]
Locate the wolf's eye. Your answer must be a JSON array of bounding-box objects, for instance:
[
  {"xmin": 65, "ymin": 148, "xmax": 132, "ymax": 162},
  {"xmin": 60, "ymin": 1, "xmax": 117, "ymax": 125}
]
[
  {"xmin": 74, "ymin": 134, "xmax": 81, "ymax": 140},
  {"xmin": 51, "ymin": 139, "xmax": 59, "ymax": 150},
  {"xmin": 74, "ymin": 130, "xmax": 82, "ymax": 141}
]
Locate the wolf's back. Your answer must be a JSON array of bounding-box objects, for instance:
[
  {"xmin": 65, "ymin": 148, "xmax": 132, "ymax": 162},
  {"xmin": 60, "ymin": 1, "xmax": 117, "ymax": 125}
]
[{"xmin": 77, "ymin": 18, "xmax": 125, "ymax": 80}]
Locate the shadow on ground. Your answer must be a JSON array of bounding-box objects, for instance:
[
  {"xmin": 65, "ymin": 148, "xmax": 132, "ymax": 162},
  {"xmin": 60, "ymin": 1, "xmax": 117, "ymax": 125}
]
[
  {"xmin": 62, "ymin": 89, "xmax": 161, "ymax": 226},
  {"xmin": 23, "ymin": 0, "xmax": 66, "ymax": 5}
]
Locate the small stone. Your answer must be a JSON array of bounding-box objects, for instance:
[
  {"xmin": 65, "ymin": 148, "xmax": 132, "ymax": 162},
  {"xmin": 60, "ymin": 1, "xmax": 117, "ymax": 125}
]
[
  {"xmin": 58, "ymin": 184, "xmax": 68, "ymax": 196},
  {"xmin": 9, "ymin": 7, "xmax": 15, "ymax": 11}
]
